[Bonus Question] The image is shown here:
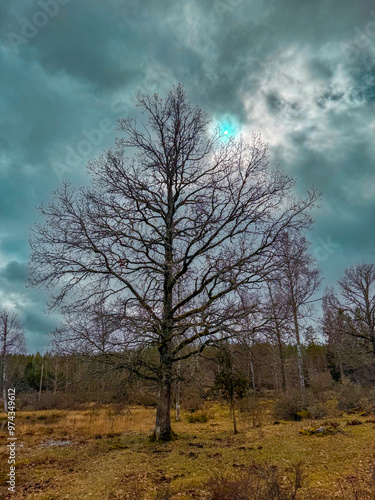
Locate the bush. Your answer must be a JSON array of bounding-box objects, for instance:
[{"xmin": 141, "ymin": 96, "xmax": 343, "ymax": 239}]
[
  {"xmin": 295, "ymin": 409, "xmax": 312, "ymax": 420},
  {"xmin": 309, "ymin": 372, "xmax": 335, "ymax": 395},
  {"xmin": 273, "ymin": 389, "xmax": 329, "ymax": 421},
  {"xmin": 305, "ymin": 404, "xmax": 327, "ymax": 419},
  {"xmin": 238, "ymin": 393, "xmax": 264, "ymax": 427},
  {"xmin": 274, "ymin": 392, "xmax": 301, "ymax": 421},
  {"xmin": 337, "ymin": 381, "xmax": 368, "ymax": 412},
  {"xmin": 181, "ymin": 391, "xmax": 205, "ymax": 412},
  {"xmin": 16, "ymin": 391, "xmax": 85, "ymax": 411},
  {"xmin": 131, "ymin": 389, "xmax": 158, "ymax": 407},
  {"xmin": 274, "ymin": 390, "xmax": 311, "ymax": 421},
  {"xmin": 187, "ymin": 411, "xmax": 209, "ymax": 423}
]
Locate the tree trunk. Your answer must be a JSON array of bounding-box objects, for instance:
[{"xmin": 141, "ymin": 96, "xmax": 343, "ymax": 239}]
[
  {"xmin": 279, "ymin": 344, "xmax": 287, "ymax": 392},
  {"xmin": 296, "ymin": 343, "xmax": 305, "ymax": 390},
  {"xmin": 248, "ymin": 348, "xmax": 256, "ymax": 391},
  {"xmin": 53, "ymin": 359, "xmax": 58, "ymax": 395},
  {"xmin": 292, "ymin": 307, "xmax": 306, "ymax": 391},
  {"xmin": 151, "ymin": 348, "xmax": 175, "ymax": 441},
  {"xmin": 231, "ymin": 398, "xmax": 238, "ymax": 434},
  {"xmin": 39, "ymin": 361, "xmax": 44, "ymax": 401},
  {"xmin": 340, "ymin": 359, "xmax": 344, "ymax": 382},
  {"xmin": 275, "ymin": 327, "xmax": 287, "ymax": 392},
  {"xmin": 1, "ymin": 323, "xmax": 7, "ymax": 412},
  {"xmin": 175, "ymin": 360, "xmax": 181, "ymax": 422},
  {"xmin": 65, "ymin": 359, "xmax": 68, "ymax": 392},
  {"xmin": 151, "ymin": 173, "xmax": 176, "ymax": 442},
  {"xmin": 2, "ymin": 354, "xmax": 7, "ymax": 412}
]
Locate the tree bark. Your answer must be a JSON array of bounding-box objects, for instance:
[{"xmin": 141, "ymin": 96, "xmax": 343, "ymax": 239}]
[
  {"xmin": 150, "ymin": 169, "xmax": 176, "ymax": 442},
  {"xmin": 292, "ymin": 305, "xmax": 306, "ymax": 391},
  {"xmin": 175, "ymin": 360, "xmax": 181, "ymax": 422},
  {"xmin": 276, "ymin": 333, "xmax": 287, "ymax": 392},
  {"xmin": 151, "ymin": 348, "xmax": 175, "ymax": 441},
  {"xmin": 250, "ymin": 359, "xmax": 256, "ymax": 391},
  {"xmin": 296, "ymin": 342, "xmax": 305, "ymax": 390}
]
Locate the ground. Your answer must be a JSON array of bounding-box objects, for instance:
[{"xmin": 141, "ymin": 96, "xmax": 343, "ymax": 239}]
[{"xmin": 0, "ymin": 401, "xmax": 375, "ymax": 499}]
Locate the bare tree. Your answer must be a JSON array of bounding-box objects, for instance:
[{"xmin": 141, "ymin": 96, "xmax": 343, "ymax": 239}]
[
  {"xmin": 236, "ymin": 292, "xmax": 271, "ymax": 391},
  {"xmin": 0, "ymin": 310, "xmax": 26, "ymax": 411},
  {"xmin": 51, "ymin": 302, "xmax": 122, "ymax": 356},
  {"xmin": 212, "ymin": 345, "xmax": 249, "ymax": 434},
  {"xmin": 262, "ymin": 282, "xmax": 293, "ymax": 392},
  {"xmin": 48, "ymin": 354, "xmax": 65, "ymax": 395},
  {"xmin": 271, "ymin": 232, "xmax": 321, "ymax": 390},
  {"xmin": 29, "ymin": 85, "xmax": 318, "ymax": 440},
  {"xmin": 324, "ymin": 262, "xmax": 375, "ymax": 358},
  {"xmin": 322, "ymin": 305, "xmax": 368, "ymax": 382}
]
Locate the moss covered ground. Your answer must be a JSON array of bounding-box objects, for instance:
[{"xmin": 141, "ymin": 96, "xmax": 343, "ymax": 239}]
[{"xmin": 0, "ymin": 401, "xmax": 374, "ymax": 499}]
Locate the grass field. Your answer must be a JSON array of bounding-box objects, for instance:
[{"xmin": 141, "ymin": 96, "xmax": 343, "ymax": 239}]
[{"xmin": 1, "ymin": 401, "xmax": 375, "ymax": 499}]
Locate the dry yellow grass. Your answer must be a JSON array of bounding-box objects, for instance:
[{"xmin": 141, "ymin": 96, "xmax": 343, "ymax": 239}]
[{"xmin": 0, "ymin": 402, "xmax": 375, "ymax": 499}]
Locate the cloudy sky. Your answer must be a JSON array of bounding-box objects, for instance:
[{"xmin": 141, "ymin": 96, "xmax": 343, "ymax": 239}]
[{"xmin": 0, "ymin": 0, "xmax": 374, "ymax": 352}]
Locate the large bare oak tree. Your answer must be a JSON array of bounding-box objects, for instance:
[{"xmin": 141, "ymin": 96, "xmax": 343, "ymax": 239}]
[{"xmin": 29, "ymin": 85, "xmax": 318, "ymax": 440}]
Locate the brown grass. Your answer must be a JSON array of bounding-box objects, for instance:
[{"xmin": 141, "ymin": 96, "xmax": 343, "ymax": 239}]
[{"xmin": 0, "ymin": 401, "xmax": 375, "ymax": 499}]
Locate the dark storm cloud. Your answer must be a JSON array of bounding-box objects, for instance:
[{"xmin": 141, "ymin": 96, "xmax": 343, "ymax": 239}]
[
  {"xmin": 0, "ymin": 261, "xmax": 27, "ymax": 283},
  {"xmin": 0, "ymin": 0, "xmax": 374, "ymax": 350}
]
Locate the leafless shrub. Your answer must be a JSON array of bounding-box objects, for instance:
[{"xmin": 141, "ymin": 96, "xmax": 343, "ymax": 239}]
[
  {"xmin": 206, "ymin": 462, "xmax": 305, "ymax": 500},
  {"xmin": 337, "ymin": 380, "xmax": 369, "ymax": 411}
]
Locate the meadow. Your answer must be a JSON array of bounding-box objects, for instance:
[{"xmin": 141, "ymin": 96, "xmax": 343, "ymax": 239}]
[{"xmin": 1, "ymin": 400, "xmax": 375, "ymax": 499}]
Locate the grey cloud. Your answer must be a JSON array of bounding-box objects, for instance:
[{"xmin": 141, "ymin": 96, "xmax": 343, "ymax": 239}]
[
  {"xmin": 0, "ymin": 0, "xmax": 374, "ymax": 351},
  {"xmin": 0, "ymin": 261, "xmax": 27, "ymax": 283}
]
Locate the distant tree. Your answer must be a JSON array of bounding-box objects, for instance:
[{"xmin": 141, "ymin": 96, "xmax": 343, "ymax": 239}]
[
  {"xmin": 323, "ymin": 263, "xmax": 375, "ymax": 383},
  {"xmin": 262, "ymin": 282, "xmax": 292, "ymax": 391},
  {"xmin": 212, "ymin": 346, "xmax": 249, "ymax": 434},
  {"xmin": 271, "ymin": 233, "xmax": 321, "ymax": 390},
  {"xmin": 47, "ymin": 354, "xmax": 66, "ymax": 395},
  {"xmin": 324, "ymin": 263, "xmax": 375, "ymax": 357},
  {"xmin": 322, "ymin": 304, "xmax": 349, "ymax": 381},
  {"xmin": 29, "ymin": 85, "xmax": 318, "ymax": 440},
  {"xmin": 0, "ymin": 310, "xmax": 26, "ymax": 411},
  {"xmin": 50, "ymin": 302, "xmax": 119, "ymax": 356},
  {"xmin": 237, "ymin": 294, "xmax": 271, "ymax": 392},
  {"xmin": 24, "ymin": 358, "xmax": 40, "ymax": 391}
]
